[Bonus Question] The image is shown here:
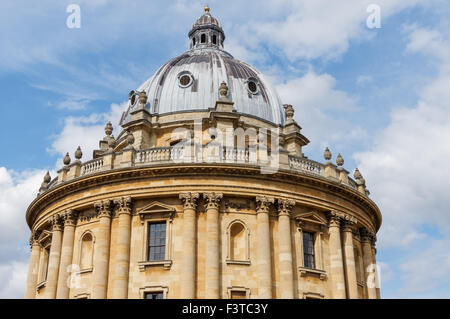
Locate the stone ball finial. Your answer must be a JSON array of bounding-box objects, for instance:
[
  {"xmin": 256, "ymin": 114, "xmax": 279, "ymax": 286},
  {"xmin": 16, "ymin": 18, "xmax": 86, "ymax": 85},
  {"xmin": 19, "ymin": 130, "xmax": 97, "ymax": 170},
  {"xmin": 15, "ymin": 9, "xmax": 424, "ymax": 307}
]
[
  {"xmin": 138, "ymin": 91, "xmax": 148, "ymax": 106},
  {"xmin": 324, "ymin": 147, "xmax": 332, "ymax": 161},
  {"xmin": 219, "ymin": 81, "xmax": 228, "ymax": 99},
  {"xmin": 336, "ymin": 153, "xmax": 344, "ymax": 167},
  {"xmin": 75, "ymin": 146, "xmax": 83, "ymax": 161},
  {"xmin": 63, "ymin": 152, "xmax": 71, "ymax": 166},
  {"xmin": 126, "ymin": 131, "xmax": 135, "ymax": 146},
  {"xmin": 284, "ymin": 104, "xmax": 294, "ymax": 121},
  {"xmin": 43, "ymin": 171, "xmax": 51, "ymax": 183},
  {"xmin": 105, "ymin": 121, "xmax": 113, "ymax": 137}
]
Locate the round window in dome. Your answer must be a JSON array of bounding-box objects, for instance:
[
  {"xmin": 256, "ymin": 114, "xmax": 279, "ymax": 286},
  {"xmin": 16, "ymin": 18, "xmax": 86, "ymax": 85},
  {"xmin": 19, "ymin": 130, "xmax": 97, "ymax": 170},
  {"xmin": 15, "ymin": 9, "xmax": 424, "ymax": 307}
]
[
  {"xmin": 247, "ymin": 78, "xmax": 259, "ymax": 94},
  {"xmin": 128, "ymin": 90, "xmax": 137, "ymax": 107},
  {"xmin": 178, "ymin": 71, "xmax": 194, "ymax": 88}
]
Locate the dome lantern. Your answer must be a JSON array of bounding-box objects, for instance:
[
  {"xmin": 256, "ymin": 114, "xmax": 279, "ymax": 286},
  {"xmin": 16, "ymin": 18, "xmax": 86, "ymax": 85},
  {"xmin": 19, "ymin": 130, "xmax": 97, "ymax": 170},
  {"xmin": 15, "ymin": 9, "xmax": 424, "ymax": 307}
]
[{"xmin": 188, "ymin": 6, "xmax": 225, "ymax": 50}]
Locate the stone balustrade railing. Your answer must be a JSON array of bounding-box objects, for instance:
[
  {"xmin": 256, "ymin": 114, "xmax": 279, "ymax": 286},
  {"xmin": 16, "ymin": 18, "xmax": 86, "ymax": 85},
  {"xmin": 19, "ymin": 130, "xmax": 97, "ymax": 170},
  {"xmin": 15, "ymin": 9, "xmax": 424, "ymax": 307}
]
[
  {"xmin": 45, "ymin": 146, "xmax": 361, "ymax": 194},
  {"xmin": 80, "ymin": 158, "xmax": 104, "ymax": 176},
  {"xmin": 288, "ymin": 155, "xmax": 324, "ymax": 176}
]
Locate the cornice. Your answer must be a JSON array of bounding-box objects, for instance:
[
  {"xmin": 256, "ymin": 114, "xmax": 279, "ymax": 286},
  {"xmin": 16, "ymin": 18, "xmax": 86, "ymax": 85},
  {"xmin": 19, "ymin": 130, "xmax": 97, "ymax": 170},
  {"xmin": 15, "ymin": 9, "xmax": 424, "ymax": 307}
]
[{"xmin": 26, "ymin": 163, "xmax": 381, "ymax": 231}]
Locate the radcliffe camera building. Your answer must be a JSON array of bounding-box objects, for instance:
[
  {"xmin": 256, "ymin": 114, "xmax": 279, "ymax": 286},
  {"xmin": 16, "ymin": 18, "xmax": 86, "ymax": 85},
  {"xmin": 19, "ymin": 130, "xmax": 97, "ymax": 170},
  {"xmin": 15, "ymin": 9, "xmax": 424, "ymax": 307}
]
[{"xmin": 24, "ymin": 7, "xmax": 381, "ymax": 299}]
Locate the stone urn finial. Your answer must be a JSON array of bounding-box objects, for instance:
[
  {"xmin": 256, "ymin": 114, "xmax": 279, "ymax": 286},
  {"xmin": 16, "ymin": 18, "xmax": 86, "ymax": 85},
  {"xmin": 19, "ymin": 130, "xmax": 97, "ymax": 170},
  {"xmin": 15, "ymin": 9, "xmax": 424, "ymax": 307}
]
[
  {"xmin": 105, "ymin": 121, "xmax": 113, "ymax": 137},
  {"xmin": 336, "ymin": 153, "xmax": 344, "ymax": 167},
  {"xmin": 354, "ymin": 168, "xmax": 362, "ymax": 180},
  {"xmin": 324, "ymin": 147, "xmax": 332, "ymax": 161},
  {"xmin": 219, "ymin": 81, "xmax": 228, "ymax": 99},
  {"xmin": 63, "ymin": 152, "xmax": 71, "ymax": 166},
  {"xmin": 284, "ymin": 104, "xmax": 294, "ymax": 123},
  {"xmin": 75, "ymin": 146, "xmax": 83, "ymax": 161},
  {"xmin": 138, "ymin": 91, "xmax": 148, "ymax": 107},
  {"xmin": 126, "ymin": 131, "xmax": 135, "ymax": 147},
  {"xmin": 43, "ymin": 171, "xmax": 51, "ymax": 184}
]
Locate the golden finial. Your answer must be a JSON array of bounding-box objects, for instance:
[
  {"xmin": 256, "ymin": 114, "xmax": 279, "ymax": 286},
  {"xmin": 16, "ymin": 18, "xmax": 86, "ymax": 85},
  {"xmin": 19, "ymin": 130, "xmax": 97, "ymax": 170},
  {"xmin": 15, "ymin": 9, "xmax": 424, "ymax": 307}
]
[{"xmin": 204, "ymin": 4, "xmax": 210, "ymax": 13}]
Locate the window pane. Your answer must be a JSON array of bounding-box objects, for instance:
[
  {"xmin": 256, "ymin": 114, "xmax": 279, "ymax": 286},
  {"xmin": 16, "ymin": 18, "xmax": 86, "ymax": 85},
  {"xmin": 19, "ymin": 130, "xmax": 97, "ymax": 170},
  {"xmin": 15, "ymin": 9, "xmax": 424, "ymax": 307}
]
[
  {"xmin": 302, "ymin": 232, "xmax": 315, "ymax": 269},
  {"xmin": 148, "ymin": 222, "xmax": 167, "ymax": 261}
]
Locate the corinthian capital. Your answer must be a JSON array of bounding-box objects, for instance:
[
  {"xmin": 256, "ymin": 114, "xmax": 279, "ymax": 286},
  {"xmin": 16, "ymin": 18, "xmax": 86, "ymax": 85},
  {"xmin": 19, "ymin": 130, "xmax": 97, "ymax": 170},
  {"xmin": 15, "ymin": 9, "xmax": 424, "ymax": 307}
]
[
  {"xmin": 94, "ymin": 200, "xmax": 113, "ymax": 218},
  {"xmin": 50, "ymin": 214, "xmax": 63, "ymax": 231},
  {"xmin": 360, "ymin": 227, "xmax": 375, "ymax": 243},
  {"xmin": 327, "ymin": 210, "xmax": 342, "ymax": 228},
  {"xmin": 114, "ymin": 196, "xmax": 133, "ymax": 215},
  {"xmin": 277, "ymin": 198, "xmax": 295, "ymax": 217},
  {"xmin": 29, "ymin": 230, "xmax": 41, "ymax": 247},
  {"xmin": 179, "ymin": 192, "xmax": 200, "ymax": 210},
  {"xmin": 61, "ymin": 209, "xmax": 78, "ymax": 227},
  {"xmin": 204, "ymin": 192, "xmax": 223, "ymax": 210},
  {"xmin": 255, "ymin": 196, "xmax": 275, "ymax": 214}
]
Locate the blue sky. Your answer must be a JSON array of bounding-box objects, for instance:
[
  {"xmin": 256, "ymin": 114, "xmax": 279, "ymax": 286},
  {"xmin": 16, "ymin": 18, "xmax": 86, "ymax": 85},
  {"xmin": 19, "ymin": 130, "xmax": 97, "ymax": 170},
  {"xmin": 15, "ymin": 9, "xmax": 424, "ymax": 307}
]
[{"xmin": 1, "ymin": 0, "xmax": 450, "ymax": 298}]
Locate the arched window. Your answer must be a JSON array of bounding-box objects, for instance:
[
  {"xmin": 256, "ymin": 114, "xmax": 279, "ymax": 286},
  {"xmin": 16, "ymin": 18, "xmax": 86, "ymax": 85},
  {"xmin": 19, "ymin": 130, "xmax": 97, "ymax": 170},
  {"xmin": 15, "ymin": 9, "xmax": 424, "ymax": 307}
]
[
  {"xmin": 79, "ymin": 232, "xmax": 94, "ymax": 270},
  {"xmin": 201, "ymin": 34, "xmax": 206, "ymax": 43},
  {"xmin": 193, "ymin": 37, "xmax": 196, "ymax": 46},
  {"xmin": 226, "ymin": 220, "xmax": 250, "ymax": 264},
  {"xmin": 212, "ymin": 35, "xmax": 217, "ymax": 45}
]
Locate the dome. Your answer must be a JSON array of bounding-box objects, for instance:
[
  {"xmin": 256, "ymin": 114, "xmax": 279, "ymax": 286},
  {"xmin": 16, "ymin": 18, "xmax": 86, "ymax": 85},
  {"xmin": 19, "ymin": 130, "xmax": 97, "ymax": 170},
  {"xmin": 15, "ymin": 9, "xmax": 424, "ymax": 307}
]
[{"xmin": 120, "ymin": 7, "xmax": 285, "ymax": 126}]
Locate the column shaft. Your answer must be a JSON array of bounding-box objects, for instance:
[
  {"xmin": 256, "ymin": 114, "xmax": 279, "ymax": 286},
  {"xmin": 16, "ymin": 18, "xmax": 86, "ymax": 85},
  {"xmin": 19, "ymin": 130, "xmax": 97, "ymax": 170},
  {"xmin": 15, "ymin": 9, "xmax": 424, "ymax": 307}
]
[
  {"xmin": 342, "ymin": 225, "xmax": 358, "ymax": 299},
  {"xmin": 56, "ymin": 211, "xmax": 77, "ymax": 299},
  {"xmin": 25, "ymin": 240, "xmax": 41, "ymax": 299},
  {"xmin": 371, "ymin": 245, "xmax": 380, "ymax": 299},
  {"xmin": 277, "ymin": 199, "xmax": 295, "ymax": 299},
  {"xmin": 180, "ymin": 193, "xmax": 199, "ymax": 299},
  {"xmin": 113, "ymin": 197, "xmax": 133, "ymax": 299},
  {"xmin": 204, "ymin": 193, "xmax": 222, "ymax": 299},
  {"xmin": 92, "ymin": 201, "xmax": 112, "ymax": 299},
  {"xmin": 328, "ymin": 213, "xmax": 346, "ymax": 299},
  {"xmin": 256, "ymin": 196, "xmax": 274, "ymax": 299},
  {"xmin": 46, "ymin": 215, "xmax": 63, "ymax": 299},
  {"xmin": 361, "ymin": 229, "xmax": 377, "ymax": 299}
]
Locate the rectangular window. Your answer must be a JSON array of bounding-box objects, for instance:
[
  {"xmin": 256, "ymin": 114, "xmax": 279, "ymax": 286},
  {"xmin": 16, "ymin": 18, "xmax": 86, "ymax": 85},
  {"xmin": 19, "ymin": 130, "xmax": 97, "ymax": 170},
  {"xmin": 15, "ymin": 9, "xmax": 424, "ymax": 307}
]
[
  {"xmin": 147, "ymin": 222, "xmax": 166, "ymax": 261},
  {"xmin": 230, "ymin": 291, "xmax": 247, "ymax": 299},
  {"xmin": 303, "ymin": 232, "xmax": 315, "ymax": 269},
  {"xmin": 144, "ymin": 292, "xmax": 163, "ymax": 299}
]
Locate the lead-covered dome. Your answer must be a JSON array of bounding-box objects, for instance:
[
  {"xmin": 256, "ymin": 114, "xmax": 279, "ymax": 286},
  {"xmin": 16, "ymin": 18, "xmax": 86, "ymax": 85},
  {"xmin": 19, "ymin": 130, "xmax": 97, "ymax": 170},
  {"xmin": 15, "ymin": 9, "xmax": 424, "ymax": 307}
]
[{"xmin": 120, "ymin": 6, "xmax": 285, "ymax": 126}]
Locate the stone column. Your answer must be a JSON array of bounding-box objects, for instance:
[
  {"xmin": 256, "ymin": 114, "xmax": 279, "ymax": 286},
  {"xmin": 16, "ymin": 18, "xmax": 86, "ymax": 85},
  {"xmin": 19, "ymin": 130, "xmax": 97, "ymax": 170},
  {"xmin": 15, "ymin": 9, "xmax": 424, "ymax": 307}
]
[
  {"xmin": 277, "ymin": 198, "xmax": 295, "ymax": 299},
  {"xmin": 256, "ymin": 196, "xmax": 274, "ymax": 299},
  {"xmin": 25, "ymin": 232, "xmax": 41, "ymax": 299},
  {"xmin": 342, "ymin": 219, "xmax": 358, "ymax": 299},
  {"xmin": 56, "ymin": 210, "xmax": 78, "ymax": 299},
  {"xmin": 179, "ymin": 192, "xmax": 199, "ymax": 299},
  {"xmin": 92, "ymin": 200, "xmax": 112, "ymax": 299},
  {"xmin": 204, "ymin": 192, "xmax": 223, "ymax": 299},
  {"xmin": 46, "ymin": 214, "xmax": 63, "ymax": 299},
  {"xmin": 112, "ymin": 197, "xmax": 133, "ymax": 299},
  {"xmin": 327, "ymin": 211, "xmax": 346, "ymax": 299},
  {"xmin": 361, "ymin": 228, "xmax": 377, "ymax": 299},
  {"xmin": 371, "ymin": 237, "xmax": 380, "ymax": 299}
]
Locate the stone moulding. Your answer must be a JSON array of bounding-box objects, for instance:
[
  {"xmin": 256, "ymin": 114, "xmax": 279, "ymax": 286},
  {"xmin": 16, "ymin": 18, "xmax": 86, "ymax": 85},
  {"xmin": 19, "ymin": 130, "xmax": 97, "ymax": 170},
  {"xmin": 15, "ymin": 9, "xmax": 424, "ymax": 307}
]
[{"xmin": 26, "ymin": 164, "xmax": 381, "ymax": 231}]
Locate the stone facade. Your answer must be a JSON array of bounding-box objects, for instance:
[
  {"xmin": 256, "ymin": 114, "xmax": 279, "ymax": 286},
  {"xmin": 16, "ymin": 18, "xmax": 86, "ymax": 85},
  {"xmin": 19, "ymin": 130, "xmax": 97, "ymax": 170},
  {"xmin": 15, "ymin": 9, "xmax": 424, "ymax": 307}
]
[{"xmin": 24, "ymin": 7, "xmax": 381, "ymax": 299}]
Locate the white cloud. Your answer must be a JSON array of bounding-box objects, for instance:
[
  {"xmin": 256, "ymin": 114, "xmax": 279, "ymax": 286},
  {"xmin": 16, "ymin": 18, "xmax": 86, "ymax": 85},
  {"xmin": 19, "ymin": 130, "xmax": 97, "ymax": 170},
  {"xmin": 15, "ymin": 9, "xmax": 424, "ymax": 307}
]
[
  {"xmin": 354, "ymin": 27, "xmax": 450, "ymax": 251},
  {"xmin": 0, "ymin": 167, "xmax": 49, "ymax": 298},
  {"xmin": 398, "ymin": 239, "xmax": 450, "ymax": 296},
  {"xmin": 48, "ymin": 102, "xmax": 126, "ymax": 165},
  {"xmin": 276, "ymin": 71, "xmax": 367, "ymax": 156}
]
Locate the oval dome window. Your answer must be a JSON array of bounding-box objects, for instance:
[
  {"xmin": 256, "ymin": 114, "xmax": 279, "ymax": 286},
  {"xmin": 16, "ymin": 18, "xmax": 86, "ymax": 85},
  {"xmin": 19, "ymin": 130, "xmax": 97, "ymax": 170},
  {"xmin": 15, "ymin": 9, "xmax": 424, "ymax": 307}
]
[{"xmin": 178, "ymin": 71, "xmax": 194, "ymax": 88}]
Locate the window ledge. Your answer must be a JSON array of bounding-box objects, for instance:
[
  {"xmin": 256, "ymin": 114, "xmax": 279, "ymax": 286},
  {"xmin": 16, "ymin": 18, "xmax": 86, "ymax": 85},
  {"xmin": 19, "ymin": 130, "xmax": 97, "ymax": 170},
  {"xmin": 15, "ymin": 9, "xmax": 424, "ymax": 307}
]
[
  {"xmin": 138, "ymin": 260, "xmax": 172, "ymax": 271},
  {"xmin": 226, "ymin": 259, "xmax": 251, "ymax": 266},
  {"xmin": 298, "ymin": 267, "xmax": 327, "ymax": 280},
  {"xmin": 36, "ymin": 280, "xmax": 46, "ymax": 291},
  {"xmin": 77, "ymin": 267, "xmax": 93, "ymax": 275}
]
